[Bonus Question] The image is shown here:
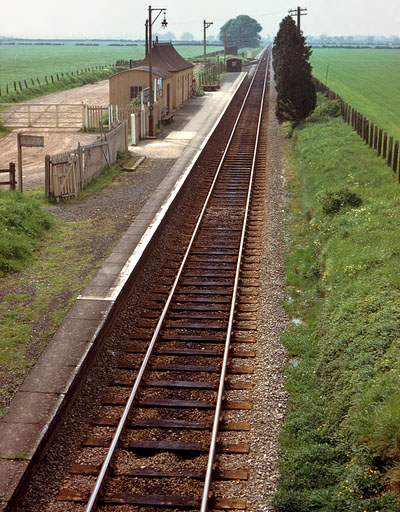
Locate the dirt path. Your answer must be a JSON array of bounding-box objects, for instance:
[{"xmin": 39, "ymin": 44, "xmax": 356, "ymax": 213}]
[{"xmin": 0, "ymin": 80, "xmax": 109, "ymax": 189}]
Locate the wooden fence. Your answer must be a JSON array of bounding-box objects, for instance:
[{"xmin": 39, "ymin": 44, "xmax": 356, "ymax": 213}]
[
  {"xmin": 0, "ymin": 65, "xmax": 116, "ymax": 97},
  {"xmin": 313, "ymin": 78, "xmax": 400, "ymax": 178},
  {"xmin": 86, "ymin": 104, "xmax": 149, "ymax": 142},
  {"xmin": 0, "ymin": 162, "xmax": 16, "ymax": 190},
  {"xmin": 45, "ymin": 121, "xmax": 128, "ymax": 201}
]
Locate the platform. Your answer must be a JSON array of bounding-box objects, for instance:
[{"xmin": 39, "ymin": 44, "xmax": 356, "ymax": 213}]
[{"xmin": 0, "ymin": 71, "xmax": 246, "ymax": 511}]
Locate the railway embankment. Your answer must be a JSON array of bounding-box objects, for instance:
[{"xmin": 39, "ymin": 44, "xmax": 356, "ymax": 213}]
[{"xmin": 275, "ymin": 95, "xmax": 400, "ymax": 511}]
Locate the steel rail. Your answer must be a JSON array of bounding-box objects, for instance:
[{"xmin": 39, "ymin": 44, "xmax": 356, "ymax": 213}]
[
  {"xmin": 200, "ymin": 49, "xmax": 270, "ymax": 512},
  {"xmin": 84, "ymin": 54, "xmax": 264, "ymax": 512}
]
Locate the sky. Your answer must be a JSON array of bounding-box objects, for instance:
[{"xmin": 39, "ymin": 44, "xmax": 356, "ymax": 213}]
[{"xmin": 1, "ymin": 0, "xmax": 399, "ymax": 40}]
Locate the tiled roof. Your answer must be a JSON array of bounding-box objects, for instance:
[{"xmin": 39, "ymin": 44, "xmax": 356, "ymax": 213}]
[{"xmin": 140, "ymin": 42, "xmax": 194, "ymax": 72}]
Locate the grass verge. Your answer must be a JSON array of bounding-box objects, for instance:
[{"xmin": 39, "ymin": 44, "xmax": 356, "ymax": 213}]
[
  {"xmin": 0, "ymin": 158, "xmax": 133, "ymax": 417},
  {"xmin": 275, "ymin": 97, "xmax": 400, "ymax": 511}
]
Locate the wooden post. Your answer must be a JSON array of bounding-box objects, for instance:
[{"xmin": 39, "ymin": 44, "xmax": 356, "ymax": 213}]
[
  {"xmin": 24, "ymin": 80, "xmax": 28, "ymax": 89},
  {"xmin": 6, "ymin": 83, "xmax": 9, "ymax": 94},
  {"xmin": 365, "ymin": 120, "xmax": 369, "ymax": 144},
  {"xmin": 37, "ymin": 78, "xmax": 40, "ymax": 85},
  {"xmin": 369, "ymin": 123, "xmax": 374, "ymax": 148},
  {"xmin": 9, "ymin": 162, "xmax": 16, "ymax": 190},
  {"xmin": 377, "ymin": 129, "xmax": 383, "ymax": 156},
  {"xmin": 17, "ymin": 133, "xmax": 23, "ymax": 192},
  {"xmin": 383, "ymin": 133, "xmax": 388, "ymax": 159},
  {"xmin": 393, "ymin": 142, "xmax": 399, "ymax": 173},
  {"xmin": 19, "ymin": 81, "xmax": 23, "ymax": 91},
  {"xmin": 14, "ymin": 81, "xmax": 17, "ymax": 91},
  {"xmin": 45, "ymin": 76, "xmax": 48, "ymax": 84},
  {"xmin": 31, "ymin": 78, "xmax": 35, "ymax": 85},
  {"xmin": 374, "ymin": 126, "xmax": 378, "ymax": 150},
  {"xmin": 388, "ymin": 137, "xmax": 393, "ymax": 167},
  {"xmin": 45, "ymin": 155, "xmax": 50, "ymax": 197}
]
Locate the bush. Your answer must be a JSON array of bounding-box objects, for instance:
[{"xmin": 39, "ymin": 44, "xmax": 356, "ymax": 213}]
[
  {"xmin": 308, "ymin": 97, "xmax": 341, "ymax": 122},
  {"xmin": 319, "ymin": 188, "xmax": 362, "ymax": 215},
  {"xmin": 0, "ymin": 191, "xmax": 54, "ymax": 275}
]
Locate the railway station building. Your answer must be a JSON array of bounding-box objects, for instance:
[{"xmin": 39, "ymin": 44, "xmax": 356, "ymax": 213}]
[{"xmin": 109, "ymin": 42, "xmax": 194, "ymax": 123}]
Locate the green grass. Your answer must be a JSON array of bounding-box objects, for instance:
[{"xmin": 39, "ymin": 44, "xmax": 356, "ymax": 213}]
[
  {"xmin": 311, "ymin": 49, "xmax": 400, "ymax": 141},
  {"xmin": 0, "ymin": 191, "xmax": 54, "ymax": 275},
  {"xmin": 0, "ymin": 160, "xmax": 129, "ymax": 417},
  {"xmin": 0, "ymin": 67, "xmax": 123, "ymax": 104},
  {"xmin": 275, "ymin": 97, "xmax": 400, "ymax": 511},
  {"xmin": 0, "ymin": 41, "xmax": 223, "ymax": 93}
]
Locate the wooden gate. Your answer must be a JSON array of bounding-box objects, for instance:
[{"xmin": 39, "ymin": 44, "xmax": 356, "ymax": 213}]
[
  {"xmin": 0, "ymin": 104, "xmax": 84, "ymax": 129},
  {"xmin": 46, "ymin": 150, "xmax": 80, "ymax": 200}
]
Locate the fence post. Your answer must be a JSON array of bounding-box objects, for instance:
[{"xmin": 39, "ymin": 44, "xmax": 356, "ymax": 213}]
[
  {"xmin": 45, "ymin": 155, "xmax": 51, "ymax": 197},
  {"xmin": 83, "ymin": 104, "xmax": 89, "ymax": 132},
  {"xmin": 131, "ymin": 114, "xmax": 138, "ymax": 145},
  {"xmin": 9, "ymin": 162, "xmax": 16, "ymax": 190},
  {"xmin": 388, "ymin": 137, "xmax": 393, "ymax": 167},
  {"xmin": 374, "ymin": 126, "xmax": 378, "ymax": 150},
  {"xmin": 378, "ymin": 129, "xmax": 383, "ymax": 156},
  {"xmin": 383, "ymin": 133, "xmax": 388, "ymax": 159},
  {"xmin": 78, "ymin": 142, "xmax": 84, "ymax": 190},
  {"xmin": 369, "ymin": 123, "xmax": 374, "ymax": 148},
  {"xmin": 393, "ymin": 142, "xmax": 399, "ymax": 173},
  {"xmin": 365, "ymin": 119, "xmax": 369, "ymax": 144}
]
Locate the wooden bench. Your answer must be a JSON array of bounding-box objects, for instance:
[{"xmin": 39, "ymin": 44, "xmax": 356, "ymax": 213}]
[{"xmin": 161, "ymin": 107, "xmax": 174, "ymax": 125}]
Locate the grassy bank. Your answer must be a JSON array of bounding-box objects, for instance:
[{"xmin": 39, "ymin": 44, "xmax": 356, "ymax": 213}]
[
  {"xmin": 275, "ymin": 97, "xmax": 400, "ymax": 511},
  {"xmin": 0, "ymin": 159, "xmax": 132, "ymax": 417},
  {"xmin": 311, "ymin": 49, "xmax": 400, "ymax": 140}
]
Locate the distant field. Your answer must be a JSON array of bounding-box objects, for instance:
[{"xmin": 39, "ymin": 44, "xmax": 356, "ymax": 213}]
[
  {"xmin": 311, "ymin": 49, "xmax": 400, "ymax": 141},
  {"xmin": 0, "ymin": 41, "xmax": 223, "ymax": 92}
]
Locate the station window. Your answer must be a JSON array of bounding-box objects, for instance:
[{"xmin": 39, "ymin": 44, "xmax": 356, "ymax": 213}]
[{"xmin": 130, "ymin": 86, "xmax": 142, "ymax": 99}]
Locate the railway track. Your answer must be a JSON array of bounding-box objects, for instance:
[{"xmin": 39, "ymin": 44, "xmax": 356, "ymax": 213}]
[{"xmin": 22, "ymin": 49, "xmax": 271, "ymax": 512}]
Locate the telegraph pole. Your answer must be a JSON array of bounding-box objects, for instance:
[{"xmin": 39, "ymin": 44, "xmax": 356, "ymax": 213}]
[
  {"xmin": 289, "ymin": 6, "xmax": 307, "ymax": 34},
  {"xmin": 203, "ymin": 20, "xmax": 213, "ymax": 84},
  {"xmin": 145, "ymin": 19, "xmax": 149, "ymax": 56},
  {"xmin": 148, "ymin": 5, "xmax": 167, "ymax": 137}
]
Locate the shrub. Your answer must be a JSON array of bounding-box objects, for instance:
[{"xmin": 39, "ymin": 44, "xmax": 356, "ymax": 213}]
[
  {"xmin": 319, "ymin": 188, "xmax": 362, "ymax": 215},
  {"xmin": 0, "ymin": 191, "xmax": 54, "ymax": 275}
]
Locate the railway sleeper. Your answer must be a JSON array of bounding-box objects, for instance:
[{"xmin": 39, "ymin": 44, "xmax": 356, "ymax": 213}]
[
  {"xmin": 82, "ymin": 437, "xmax": 250, "ymax": 454},
  {"xmin": 91, "ymin": 417, "xmax": 251, "ymax": 431},
  {"xmin": 69, "ymin": 464, "xmax": 248, "ymax": 481},
  {"xmin": 57, "ymin": 490, "xmax": 246, "ymax": 509}
]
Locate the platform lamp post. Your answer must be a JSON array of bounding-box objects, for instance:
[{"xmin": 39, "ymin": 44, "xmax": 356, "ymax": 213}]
[
  {"xmin": 203, "ymin": 20, "xmax": 213, "ymax": 85},
  {"xmin": 148, "ymin": 5, "xmax": 167, "ymax": 137}
]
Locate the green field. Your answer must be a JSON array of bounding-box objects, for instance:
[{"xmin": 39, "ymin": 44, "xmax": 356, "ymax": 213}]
[
  {"xmin": 311, "ymin": 49, "xmax": 400, "ymax": 141},
  {"xmin": 0, "ymin": 41, "xmax": 222, "ymax": 92}
]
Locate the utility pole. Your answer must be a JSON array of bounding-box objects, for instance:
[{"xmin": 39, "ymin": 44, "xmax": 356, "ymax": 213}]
[
  {"xmin": 145, "ymin": 19, "xmax": 149, "ymax": 56},
  {"xmin": 148, "ymin": 5, "xmax": 167, "ymax": 137},
  {"xmin": 289, "ymin": 6, "xmax": 307, "ymax": 34},
  {"xmin": 203, "ymin": 20, "xmax": 213, "ymax": 85}
]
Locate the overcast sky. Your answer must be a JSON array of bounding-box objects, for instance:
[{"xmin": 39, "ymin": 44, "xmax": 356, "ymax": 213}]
[{"xmin": 1, "ymin": 0, "xmax": 399, "ymax": 40}]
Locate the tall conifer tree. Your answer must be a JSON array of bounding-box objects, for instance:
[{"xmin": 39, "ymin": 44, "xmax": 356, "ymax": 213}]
[{"xmin": 273, "ymin": 16, "xmax": 316, "ymax": 124}]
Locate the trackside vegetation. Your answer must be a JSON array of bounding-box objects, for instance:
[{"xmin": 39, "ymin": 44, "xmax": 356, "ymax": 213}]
[
  {"xmin": 0, "ymin": 191, "xmax": 54, "ymax": 275},
  {"xmin": 275, "ymin": 95, "xmax": 400, "ymax": 511}
]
